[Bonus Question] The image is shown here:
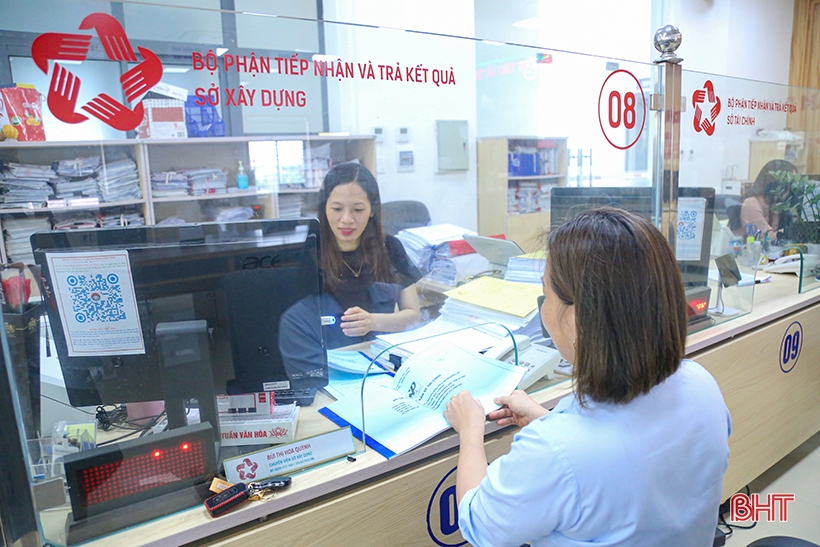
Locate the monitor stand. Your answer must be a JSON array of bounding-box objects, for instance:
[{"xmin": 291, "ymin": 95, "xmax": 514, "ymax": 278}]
[{"xmin": 156, "ymin": 321, "xmax": 219, "ymax": 437}]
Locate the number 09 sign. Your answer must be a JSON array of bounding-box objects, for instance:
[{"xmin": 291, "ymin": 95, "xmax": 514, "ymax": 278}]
[{"xmin": 598, "ymin": 69, "xmax": 646, "ymax": 150}]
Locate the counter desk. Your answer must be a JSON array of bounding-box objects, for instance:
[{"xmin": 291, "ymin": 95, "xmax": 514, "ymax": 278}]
[{"xmin": 37, "ymin": 274, "xmax": 820, "ymax": 547}]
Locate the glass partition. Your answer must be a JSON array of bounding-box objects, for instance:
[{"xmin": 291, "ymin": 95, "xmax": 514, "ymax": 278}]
[
  {"xmin": 680, "ymin": 69, "xmax": 820, "ymax": 297},
  {"xmin": 0, "ymin": 2, "xmax": 790, "ymax": 545}
]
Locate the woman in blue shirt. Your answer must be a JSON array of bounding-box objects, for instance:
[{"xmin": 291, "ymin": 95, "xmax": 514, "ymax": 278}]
[{"xmin": 444, "ymin": 207, "xmax": 731, "ymax": 547}]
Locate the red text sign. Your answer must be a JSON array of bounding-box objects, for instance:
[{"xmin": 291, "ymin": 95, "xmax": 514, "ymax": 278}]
[{"xmin": 598, "ymin": 69, "xmax": 646, "ymax": 150}]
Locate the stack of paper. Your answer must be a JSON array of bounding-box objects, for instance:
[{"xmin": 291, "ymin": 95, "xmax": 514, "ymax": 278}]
[
  {"xmin": 52, "ymin": 176, "xmax": 100, "ymax": 200},
  {"xmin": 0, "ymin": 163, "xmax": 56, "ymax": 208},
  {"xmin": 150, "ymin": 171, "xmax": 189, "ymax": 198},
  {"xmin": 205, "ymin": 206, "xmax": 254, "ymax": 222},
  {"xmin": 97, "ymin": 159, "xmax": 141, "ymax": 202},
  {"xmin": 372, "ymin": 315, "xmax": 510, "ymax": 364},
  {"xmin": 277, "ymin": 194, "xmax": 303, "ymax": 219},
  {"xmin": 504, "ymin": 252, "xmax": 546, "ymax": 284},
  {"xmin": 304, "ymin": 143, "xmax": 331, "ymax": 188},
  {"xmin": 395, "ymin": 223, "xmax": 477, "ymax": 271},
  {"xmin": 440, "ymin": 276, "xmax": 541, "ymax": 332},
  {"xmin": 99, "ymin": 209, "xmax": 145, "ymax": 227},
  {"xmin": 52, "ymin": 211, "xmax": 98, "ymax": 230},
  {"xmin": 3, "ymin": 216, "xmax": 52, "ymax": 263},
  {"xmin": 188, "ymin": 167, "xmax": 227, "ymax": 196},
  {"xmin": 55, "ymin": 156, "xmax": 101, "ymax": 178}
]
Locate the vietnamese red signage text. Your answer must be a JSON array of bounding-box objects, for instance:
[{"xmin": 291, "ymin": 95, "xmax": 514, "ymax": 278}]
[{"xmin": 730, "ymin": 493, "xmax": 795, "ymax": 522}]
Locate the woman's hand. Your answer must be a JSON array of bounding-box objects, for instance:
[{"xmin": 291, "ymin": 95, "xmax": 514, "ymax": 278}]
[
  {"xmin": 340, "ymin": 307, "xmax": 373, "ymax": 337},
  {"xmin": 487, "ymin": 390, "xmax": 548, "ymax": 427},
  {"xmin": 444, "ymin": 390, "xmax": 486, "ymax": 435}
]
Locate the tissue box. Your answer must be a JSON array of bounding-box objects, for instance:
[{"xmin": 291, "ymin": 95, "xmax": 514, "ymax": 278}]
[{"xmin": 219, "ymin": 404, "xmax": 299, "ymax": 447}]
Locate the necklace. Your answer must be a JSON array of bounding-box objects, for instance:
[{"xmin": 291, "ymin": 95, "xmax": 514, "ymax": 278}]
[{"xmin": 342, "ymin": 259, "xmax": 363, "ymax": 278}]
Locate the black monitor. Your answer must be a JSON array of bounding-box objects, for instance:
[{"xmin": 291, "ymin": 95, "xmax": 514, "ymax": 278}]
[
  {"xmin": 549, "ymin": 186, "xmax": 715, "ymax": 289},
  {"xmin": 31, "ymin": 219, "xmax": 327, "ymax": 431}
]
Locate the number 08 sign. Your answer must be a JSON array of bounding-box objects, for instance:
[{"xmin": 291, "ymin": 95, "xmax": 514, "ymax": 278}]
[{"xmin": 598, "ymin": 69, "xmax": 647, "ymax": 150}]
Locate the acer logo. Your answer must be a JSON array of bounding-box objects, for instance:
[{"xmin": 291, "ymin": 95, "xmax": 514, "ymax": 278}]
[{"xmin": 241, "ymin": 254, "xmax": 282, "ymax": 270}]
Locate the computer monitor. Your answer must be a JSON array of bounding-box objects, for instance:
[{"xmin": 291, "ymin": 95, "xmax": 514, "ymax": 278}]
[
  {"xmin": 549, "ymin": 186, "xmax": 715, "ymax": 288},
  {"xmin": 31, "ymin": 219, "xmax": 327, "ymax": 431}
]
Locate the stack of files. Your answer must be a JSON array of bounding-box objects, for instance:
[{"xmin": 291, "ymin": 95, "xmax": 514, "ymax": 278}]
[
  {"xmin": 395, "ymin": 223, "xmax": 477, "ymax": 271},
  {"xmin": 205, "ymin": 206, "xmax": 254, "ymax": 222},
  {"xmin": 304, "ymin": 143, "xmax": 331, "ymax": 188},
  {"xmin": 5, "ymin": 163, "xmax": 58, "ymax": 179},
  {"xmin": 187, "ymin": 168, "xmax": 227, "ymax": 195},
  {"xmin": 371, "ymin": 315, "xmax": 512, "ymax": 364},
  {"xmin": 441, "ymin": 276, "xmax": 541, "ymax": 330},
  {"xmin": 504, "ymin": 252, "xmax": 547, "ymax": 284},
  {"xmin": 96, "ymin": 159, "xmax": 141, "ymax": 202},
  {"xmin": 99, "ymin": 209, "xmax": 145, "ymax": 227},
  {"xmin": 151, "ymin": 171, "xmax": 189, "ymax": 198},
  {"xmin": 0, "ymin": 163, "xmax": 56, "ymax": 208},
  {"xmin": 277, "ymin": 194, "xmax": 303, "ymax": 219},
  {"xmin": 3, "ymin": 216, "xmax": 52, "ymax": 263},
  {"xmin": 53, "ymin": 212, "xmax": 98, "ymax": 230},
  {"xmin": 52, "ymin": 176, "xmax": 100, "ymax": 200},
  {"xmin": 55, "ymin": 156, "xmax": 101, "ymax": 177}
]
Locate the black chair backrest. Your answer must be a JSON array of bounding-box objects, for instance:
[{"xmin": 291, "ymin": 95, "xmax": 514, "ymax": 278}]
[
  {"xmin": 746, "ymin": 536, "xmax": 820, "ymax": 547},
  {"xmin": 381, "ymin": 200, "xmax": 431, "ymax": 236}
]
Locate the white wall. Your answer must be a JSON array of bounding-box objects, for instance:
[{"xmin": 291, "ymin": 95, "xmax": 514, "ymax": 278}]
[
  {"xmin": 665, "ymin": 0, "xmax": 795, "ymax": 193},
  {"xmin": 323, "ymin": 0, "xmax": 478, "ymax": 230},
  {"xmin": 661, "ymin": 0, "xmax": 794, "ymax": 84}
]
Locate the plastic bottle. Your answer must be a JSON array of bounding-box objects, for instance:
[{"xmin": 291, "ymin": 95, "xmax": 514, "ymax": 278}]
[{"xmin": 236, "ymin": 160, "xmax": 249, "ymax": 190}]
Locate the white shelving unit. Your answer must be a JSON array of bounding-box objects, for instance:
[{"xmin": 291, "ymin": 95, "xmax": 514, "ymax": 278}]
[{"xmin": 0, "ymin": 135, "xmax": 375, "ymax": 262}]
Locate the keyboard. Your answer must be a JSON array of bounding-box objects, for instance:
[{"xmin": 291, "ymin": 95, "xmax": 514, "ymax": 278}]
[{"xmin": 271, "ymin": 388, "xmax": 317, "ymax": 406}]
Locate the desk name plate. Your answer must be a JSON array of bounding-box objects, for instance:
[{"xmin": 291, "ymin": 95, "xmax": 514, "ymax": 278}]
[{"xmin": 224, "ymin": 427, "xmax": 356, "ymax": 484}]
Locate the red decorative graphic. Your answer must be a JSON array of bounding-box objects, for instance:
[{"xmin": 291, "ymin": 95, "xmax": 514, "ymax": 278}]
[
  {"xmin": 269, "ymin": 427, "xmax": 289, "ymax": 439},
  {"xmin": 32, "ymin": 13, "xmax": 162, "ymax": 130},
  {"xmin": 235, "ymin": 458, "xmax": 258, "ymax": 481},
  {"xmin": 79, "ymin": 12, "xmax": 137, "ymax": 62},
  {"xmin": 692, "ymin": 80, "xmax": 721, "ymax": 136}
]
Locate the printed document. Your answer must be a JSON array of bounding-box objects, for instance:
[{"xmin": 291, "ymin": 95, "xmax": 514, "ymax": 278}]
[{"xmin": 319, "ymin": 341, "xmax": 525, "ymax": 458}]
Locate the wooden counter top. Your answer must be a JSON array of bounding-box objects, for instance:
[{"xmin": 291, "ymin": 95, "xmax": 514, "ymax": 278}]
[{"xmin": 41, "ymin": 273, "xmax": 820, "ymax": 547}]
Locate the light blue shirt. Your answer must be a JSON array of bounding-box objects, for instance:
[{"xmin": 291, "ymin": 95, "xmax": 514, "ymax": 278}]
[{"xmin": 459, "ymin": 359, "xmax": 731, "ymax": 547}]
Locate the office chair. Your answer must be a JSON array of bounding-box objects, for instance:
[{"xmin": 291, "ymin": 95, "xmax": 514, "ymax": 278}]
[
  {"xmin": 746, "ymin": 537, "xmax": 820, "ymax": 547},
  {"xmin": 381, "ymin": 200, "xmax": 431, "ymax": 236}
]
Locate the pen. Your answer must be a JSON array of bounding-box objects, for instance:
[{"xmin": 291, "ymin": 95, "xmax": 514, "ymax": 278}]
[{"xmin": 755, "ymin": 275, "xmax": 772, "ymax": 284}]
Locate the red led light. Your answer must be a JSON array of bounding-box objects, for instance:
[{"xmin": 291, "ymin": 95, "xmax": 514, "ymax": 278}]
[
  {"xmin": 153, "ymin": 450, "xmax": 162, "ymax": 458},
  {"xmin": 181, "ymin": 443, "xmax": 190, "ymax": 451},
  {"xmin": 694, "ymin": 300, "xmax": 708, "ymax": 311}
]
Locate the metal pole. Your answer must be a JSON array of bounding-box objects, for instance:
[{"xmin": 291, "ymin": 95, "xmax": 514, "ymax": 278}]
[{"xmin": 652, "ymin": 25, "xmax": 683, "ymax": 252}]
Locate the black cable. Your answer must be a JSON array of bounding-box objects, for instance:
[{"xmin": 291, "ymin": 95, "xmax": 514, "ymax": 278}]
[{"xmin": 717, "ymin": 486, "xmax": 758, "ymax": 537}]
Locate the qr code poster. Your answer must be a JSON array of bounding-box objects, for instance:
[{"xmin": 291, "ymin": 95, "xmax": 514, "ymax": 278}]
[
  {"xmin": 676, "ymin": 197, "xmax": 707, "ymax": 262},
  {"xmin": 46, "ymin": 251, "xmax": 145, "ymax": 357}
]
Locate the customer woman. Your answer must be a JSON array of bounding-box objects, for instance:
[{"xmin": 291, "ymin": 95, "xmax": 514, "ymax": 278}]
[
  {"xmin": 732, "ymin": 159, "xmax": 797, "ymax": 239},
  {"xmin": 318, "ymin": 163, "xmax": 421, "ymax": 347},
  {"xmin": 444, "ymin": 207, "xmax": 731, "ymax": 547}
]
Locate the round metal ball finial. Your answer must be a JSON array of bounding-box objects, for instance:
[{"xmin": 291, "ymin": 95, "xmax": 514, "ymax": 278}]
[{"xmin": 653, "ymin": 25, "xmax": 682, "ymax": 64}]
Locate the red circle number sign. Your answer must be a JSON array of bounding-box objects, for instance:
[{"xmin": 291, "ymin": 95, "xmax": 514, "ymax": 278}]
[{"xmin": 598, "ymin": 69, "xmax": 646, "ymax": 150}]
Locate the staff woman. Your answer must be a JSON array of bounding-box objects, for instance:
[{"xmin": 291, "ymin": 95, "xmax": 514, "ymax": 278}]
[
  {"xmin": 444, "ymin": 207, "xmax": 731, "ymax": 546},
  {"xmin": 318, "ymin": 163, "xmax": 421, "ymax": 347}
]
